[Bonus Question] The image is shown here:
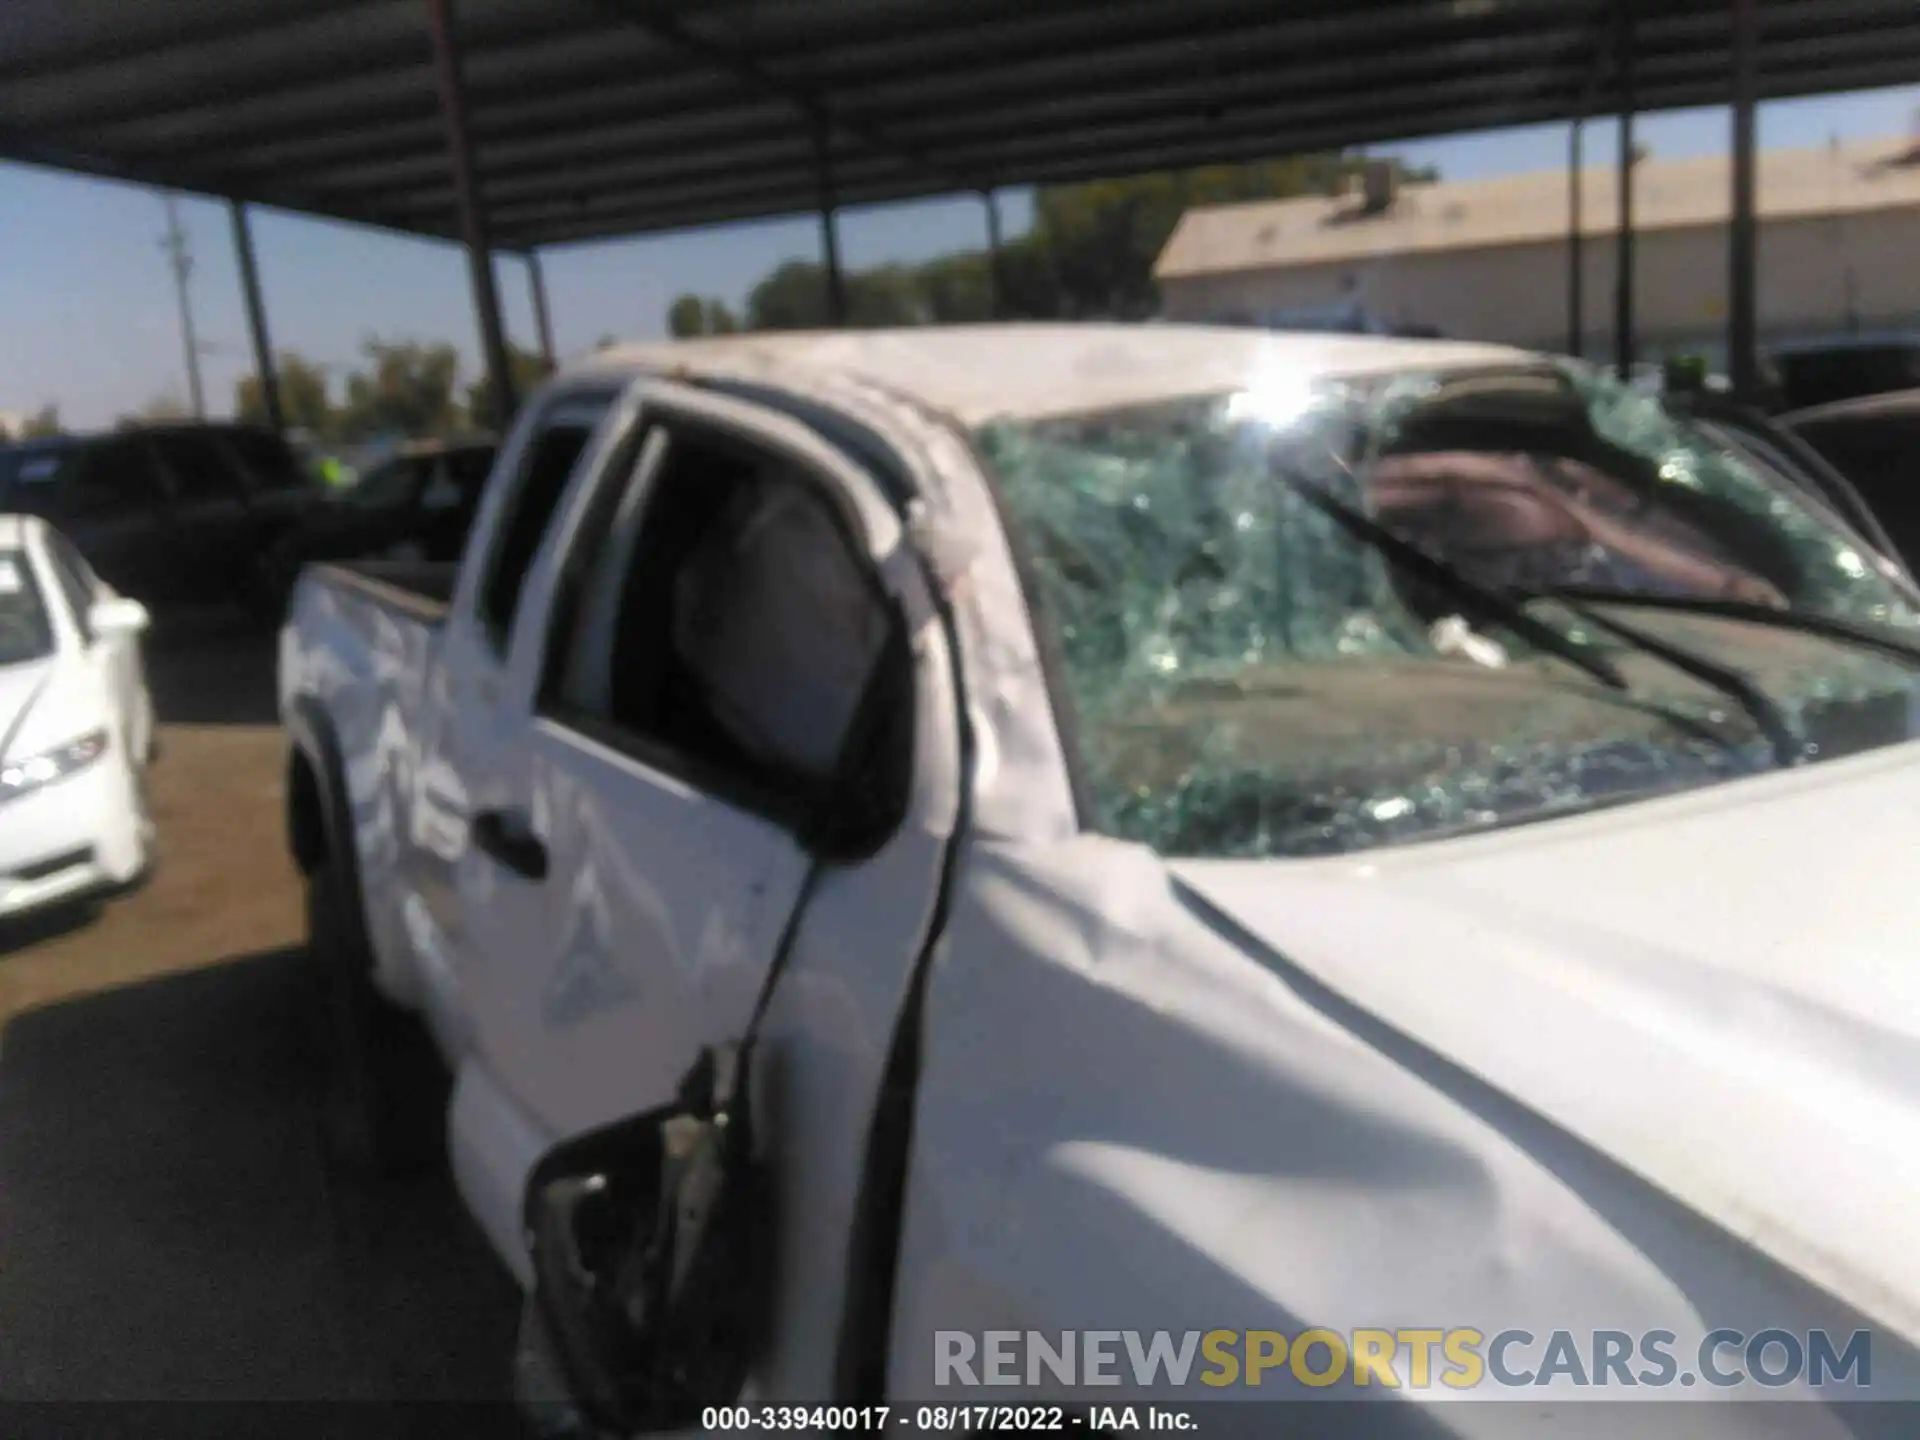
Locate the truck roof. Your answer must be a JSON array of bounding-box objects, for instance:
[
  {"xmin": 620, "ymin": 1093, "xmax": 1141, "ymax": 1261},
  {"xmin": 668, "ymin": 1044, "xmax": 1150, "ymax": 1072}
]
[{"xmin": 570, "ymin": 322, "xmax": 1537, "ymax": 426}]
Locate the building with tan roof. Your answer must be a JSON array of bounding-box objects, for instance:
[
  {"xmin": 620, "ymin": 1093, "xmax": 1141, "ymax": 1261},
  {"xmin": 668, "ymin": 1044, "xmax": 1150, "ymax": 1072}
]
[{"xmin": 1153, "ymin": 135, "xmax": 1920, "ymax": 362}]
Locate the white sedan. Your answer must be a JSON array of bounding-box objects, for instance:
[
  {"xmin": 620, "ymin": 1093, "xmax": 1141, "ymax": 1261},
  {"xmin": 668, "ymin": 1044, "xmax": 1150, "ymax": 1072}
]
[{"xmin": 0, "ymin": 514, "xmax": 156, "ymax": 921}]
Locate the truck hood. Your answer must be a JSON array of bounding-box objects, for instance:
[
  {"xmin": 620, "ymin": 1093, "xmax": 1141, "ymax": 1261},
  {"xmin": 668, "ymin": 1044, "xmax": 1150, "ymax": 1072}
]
[{"xmin": 1169, "ymin": 737, "xmax": 1920, "ymax": 1353}]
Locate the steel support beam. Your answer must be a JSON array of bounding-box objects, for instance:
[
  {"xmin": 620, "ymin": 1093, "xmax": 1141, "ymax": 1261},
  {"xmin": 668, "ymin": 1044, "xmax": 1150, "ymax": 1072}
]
[
  {"xmin": 587, "ymin": 0, "xmax": 984, "ymax": 197},
  {"xmin": 1728, "ymin": 0, "xmax": 1760, "ymax": 400},
  {"xmin": 1614, "ymin": 0, "xmax": 1637, "ymax": 381},
  {"xmin": 982, "ymin": 188, "xmax": 1005, "ymax": 319},
  {"xmin": 1568, "ymin": 119, "xmax": 1584, "ymax": 358},
  {"xmin": 527, "ymin": 249, "xmax": 556, "ymax": 369},
  {"xmin": 816, "ymin": 123, "xmax": 848, "ymax": 327},
  {"xmin": 228, "ymin": 198, "xmax": 284, "ymax": 433},
  {"xmin": 426, "ymin": 0, "xmax": 516, "ymax": 428}
]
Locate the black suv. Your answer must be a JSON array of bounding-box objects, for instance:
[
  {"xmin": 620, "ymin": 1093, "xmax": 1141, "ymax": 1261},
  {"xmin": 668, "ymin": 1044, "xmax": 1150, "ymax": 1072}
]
[
  {"xmin": 286, "ymin": 437, "xmax": 497, "ymax": 569},
  {"xmin": 0, "ymin": 422, "xmax": 324, "ymax": 619},
  {"xmin": 1783, "ymin": 389, "xmax": 1920, "ymax": 574},
  {"xmin": 1767, "ymin": 335, "xmax": 1920, "ymax": 413}
]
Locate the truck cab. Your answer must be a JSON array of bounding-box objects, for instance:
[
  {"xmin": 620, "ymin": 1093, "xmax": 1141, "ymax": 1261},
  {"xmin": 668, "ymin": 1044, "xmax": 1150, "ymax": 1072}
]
[{"xmin": 281, "ymin": 326, "xmax": 1920, "ymax": 1433}]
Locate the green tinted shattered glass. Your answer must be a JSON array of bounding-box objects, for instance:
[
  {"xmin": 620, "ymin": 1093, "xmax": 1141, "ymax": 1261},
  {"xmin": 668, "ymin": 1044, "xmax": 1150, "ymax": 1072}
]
[
  {"xmin": 1558, "ymin": 363, "xmax": 1920, "ymax": 630},
  {"xmin": 978, "ymin": 394, "xmax": 1425, "ymax": 690},
  {"xmin": 978, "ymin": 377, "xmax": 1920, "ymax": 861}
]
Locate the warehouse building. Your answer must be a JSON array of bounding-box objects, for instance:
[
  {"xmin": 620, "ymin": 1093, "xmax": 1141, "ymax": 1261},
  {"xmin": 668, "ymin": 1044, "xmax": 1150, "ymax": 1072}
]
[{"xmin": 1153, "ymin": 134, "xmax": 1920, "ymax": 364}]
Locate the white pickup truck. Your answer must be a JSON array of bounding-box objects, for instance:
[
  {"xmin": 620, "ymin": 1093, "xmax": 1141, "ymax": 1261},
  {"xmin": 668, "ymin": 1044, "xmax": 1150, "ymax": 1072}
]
[{"xmin": 280, "ymin": 325, "xmax": 1920, "ymax": 1436}]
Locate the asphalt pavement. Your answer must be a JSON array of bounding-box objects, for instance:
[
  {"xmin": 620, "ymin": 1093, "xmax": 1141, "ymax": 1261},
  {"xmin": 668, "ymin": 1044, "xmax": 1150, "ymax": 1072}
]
[{"xmin": 0, "ymin": 618, "xmax": 523, "ymax": 1429}]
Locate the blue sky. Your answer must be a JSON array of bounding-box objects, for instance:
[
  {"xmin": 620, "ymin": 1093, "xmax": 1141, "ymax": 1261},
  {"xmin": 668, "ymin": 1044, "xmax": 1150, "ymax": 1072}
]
[{"xmin": 3, "ymin": 84, "xmax": 1916, "ymax": 429}]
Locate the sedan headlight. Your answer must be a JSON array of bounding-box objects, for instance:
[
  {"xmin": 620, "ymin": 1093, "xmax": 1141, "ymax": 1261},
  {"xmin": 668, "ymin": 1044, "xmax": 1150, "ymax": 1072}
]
[{"xmin": 0, "ymin": 729, "xmax": 109, "ymax": 804}]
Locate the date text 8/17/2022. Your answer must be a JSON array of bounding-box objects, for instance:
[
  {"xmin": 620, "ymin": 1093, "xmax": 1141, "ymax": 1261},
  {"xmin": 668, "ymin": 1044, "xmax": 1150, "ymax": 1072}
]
[{"xmin": 699, "ymin": 1405, "xmax": 1198, "ymax": 1430}]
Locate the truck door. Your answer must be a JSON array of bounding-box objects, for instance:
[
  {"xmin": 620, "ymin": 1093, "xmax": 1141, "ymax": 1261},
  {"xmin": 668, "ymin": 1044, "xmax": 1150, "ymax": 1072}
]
[
  {"xmin": 452, "ymin": 383, "xmax": 959, "ymax": 1385},
  {"xmin": 402, "ymin": 389, "xmax": 621, "ymax": 1057}
]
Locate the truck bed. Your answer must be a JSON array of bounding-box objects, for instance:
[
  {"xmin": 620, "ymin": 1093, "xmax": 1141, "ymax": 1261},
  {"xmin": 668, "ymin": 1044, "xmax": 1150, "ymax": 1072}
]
[{"xmin": 308, "ymin": 559, "xmax": 458, "ymax": 623}]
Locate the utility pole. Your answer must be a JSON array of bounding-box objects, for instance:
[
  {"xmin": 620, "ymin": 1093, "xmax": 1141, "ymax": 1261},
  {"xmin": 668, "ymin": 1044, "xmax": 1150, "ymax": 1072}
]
[{"xmin": 159, "ymin": 192, "xmax": 207, "ymax": 419}]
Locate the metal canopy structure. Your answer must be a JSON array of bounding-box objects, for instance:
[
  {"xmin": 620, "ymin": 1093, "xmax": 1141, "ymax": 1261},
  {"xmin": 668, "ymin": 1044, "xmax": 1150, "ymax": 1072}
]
[
  {"xmin": 3, "ymin": 0, "xmax": 1917, "ymax": 424},
  {"xmin": 4, "ymin": 0, "xmax": 1917, "ymax": 251}
]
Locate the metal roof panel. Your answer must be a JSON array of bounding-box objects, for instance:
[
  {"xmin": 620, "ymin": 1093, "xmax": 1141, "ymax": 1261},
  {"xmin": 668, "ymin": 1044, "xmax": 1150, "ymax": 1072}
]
[{"xmin": 0, "ymin": 0, "xmax": 1914, "ymax": 250}]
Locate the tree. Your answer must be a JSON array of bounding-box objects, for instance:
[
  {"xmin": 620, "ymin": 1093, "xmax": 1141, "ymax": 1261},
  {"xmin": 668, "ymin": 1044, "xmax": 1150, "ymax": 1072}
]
[
  {"xmin": 846, "ymin": 265, "xmax": 928, "ymax": 327},
  {"xmin": 667, "ymin": 294, "xmax": 704, "ymax": 337},
  {"xmin": 234, "ymin": 352, "xmax": 335, "ymax": 436},
  {"xmin": 913, "ymin": 251, "xmax": 997, "ymax": 324},
  {"xmin": 910, "ymin": 241, "xmax": 1066, "ymax": 322},
  {"xmin": 118, "ymin": 393, "xmax": 192, "ymax": 427},
  {"xmin": 744, "ymin": 259, "xmax": 927, "ymax": 331},
  {"xmin": 1027, "ymin": 157, "xmax": 1370, "ymax": 319},
  {"xmin": 18, "ymin": 404, "xmax": 61, "ymax": 438},
  {"xmin": 745, "ymin": 261, "xmax": 833, "ymax": 331},
  {"xmin": 720, "ymin": 152, "xmax": 1433, "ymax": 332},
  {"xmin": 668, "ymin": 294, "xmax": 741, "ymax": 337},
  {"xmin": 336, "ymin": 337, "xmax": 463, "ymax": 442},
  {"xmin": 464, "ymin": 344, "xmax": 557, "ymax": 431}
]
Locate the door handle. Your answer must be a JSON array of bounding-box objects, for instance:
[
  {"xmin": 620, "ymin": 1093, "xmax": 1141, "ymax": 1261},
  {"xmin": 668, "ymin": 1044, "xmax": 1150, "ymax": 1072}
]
[{"xmin": 470, "ymin": 808, "xmax": 549, "ymax": 881}]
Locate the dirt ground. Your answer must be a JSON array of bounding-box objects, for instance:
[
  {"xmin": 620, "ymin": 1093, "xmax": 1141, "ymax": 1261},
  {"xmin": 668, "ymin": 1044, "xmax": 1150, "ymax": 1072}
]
[{"xmin": 0, "ymin": 616, "xmax": 521, "ymax": 1414}]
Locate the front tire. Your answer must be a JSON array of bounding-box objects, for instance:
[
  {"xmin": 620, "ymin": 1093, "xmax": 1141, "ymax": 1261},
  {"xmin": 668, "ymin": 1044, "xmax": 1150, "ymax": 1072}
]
[{"xmin": 306, "ymin": 854, "xmax": 443, "ymax": 1176}]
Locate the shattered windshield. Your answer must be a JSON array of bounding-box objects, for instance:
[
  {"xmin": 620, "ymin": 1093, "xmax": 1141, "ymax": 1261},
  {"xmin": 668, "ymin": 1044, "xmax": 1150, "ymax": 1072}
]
[{"xmin": 979, "ymin": 361, "xmax": 1920, "ymax": 859}]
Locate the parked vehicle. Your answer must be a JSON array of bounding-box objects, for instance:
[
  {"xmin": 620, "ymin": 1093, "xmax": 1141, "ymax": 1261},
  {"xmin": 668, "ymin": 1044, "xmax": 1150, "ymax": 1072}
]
[
  {"xmin": 278, "ymin": 437, "xmax": 496, "ymax": 570},
  {"xmin": 0, "ymin": 421, "xmax": 324, "ymax": 622},
  {"xmin": 0, "ymin": 514, "xmax": 155, "ymax": 923},
  {"xmin": 281, "ymin": 326, "xmax": 1920, "ymax": 1431},
  {"xmin": 1766, "ymin": 333, "xmax": 1920, "ymax": 413},
  {"xmin": 1783, "ymin": 388, "xmax": 1920, "ymax": 574}
]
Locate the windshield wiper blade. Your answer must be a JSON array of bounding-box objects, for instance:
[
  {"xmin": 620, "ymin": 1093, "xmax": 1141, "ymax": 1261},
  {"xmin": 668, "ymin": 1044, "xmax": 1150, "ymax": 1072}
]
[
  {"xmin": 1538, "ymin": 588, "xmax": 1920, "ymax": 670},
  {"xmin": 1278, "ymin": 473, "xmax": 1799, "ymax": 769},
  {"xmin": 1546, "ymin": 600, "xmax": 1804, "ymax": 770},
  {"xmin": 1277, "ymin": 474, "xmax": 1630, "ymax": 692}
]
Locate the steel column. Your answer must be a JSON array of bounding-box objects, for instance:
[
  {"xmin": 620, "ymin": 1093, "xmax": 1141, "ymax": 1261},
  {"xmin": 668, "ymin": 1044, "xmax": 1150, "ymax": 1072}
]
[
  {"xmin": 1728, "ymin": 0, "xmax": 1760, "ymax": 400},
  {"xmin": 426, "ymin": 0, "xmax": 516, "ymax": 427},
  {"xmin": 228, "ymin": 199, "xmax": 284, "ymax": 433},
  {"xmin": 1614, "ymin": 0, "xmax": 1637, "ymax": 381},
  {"xmin": 982, "ymin": 187, "xmax": 1005, "ymax": 320},
  {"xmin": 1568, "ymin": 119, "xmax": 1584, "ymax": 358},
  {"xmin": 815, "ymin": 120, "xmax": 848, "ymax": 327},
  {"xmin": 527, "ymin": 250, "xmax": 556, "ymax": 368}
]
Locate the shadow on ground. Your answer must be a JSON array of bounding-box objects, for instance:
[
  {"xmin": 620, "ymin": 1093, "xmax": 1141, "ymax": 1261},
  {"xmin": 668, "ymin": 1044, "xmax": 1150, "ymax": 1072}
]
[
  {"xmin": 144, "ymin": 611, "xmax": 280, "ymax": 728},
  {"xmin": 0, "ymin": 609, "xmax": 522, "ymax": 1427},
  {"xmin": 0, "ymin": 897, "xmax": 102, "ymax": 956},
  {"xmin": 0, "ymin": 946, "xmax": 521, "ymax": 1406}
]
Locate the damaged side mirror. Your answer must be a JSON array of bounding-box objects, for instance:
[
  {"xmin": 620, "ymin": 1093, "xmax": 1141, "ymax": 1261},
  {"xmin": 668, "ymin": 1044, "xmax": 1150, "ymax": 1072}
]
[
  {"xmin": 519, "ymin": 1046, "xmax": 775, "ymax": 1436},
  {"xmin": 522, "ymin": 1171, "xmax": 641, "ymax": 1433}
]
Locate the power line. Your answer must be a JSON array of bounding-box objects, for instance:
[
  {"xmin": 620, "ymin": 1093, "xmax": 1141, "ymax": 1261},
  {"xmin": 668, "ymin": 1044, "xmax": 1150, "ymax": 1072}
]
[{"xmin": 158, "ymin": 190, "xmax": 207, "ymax": 419}]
